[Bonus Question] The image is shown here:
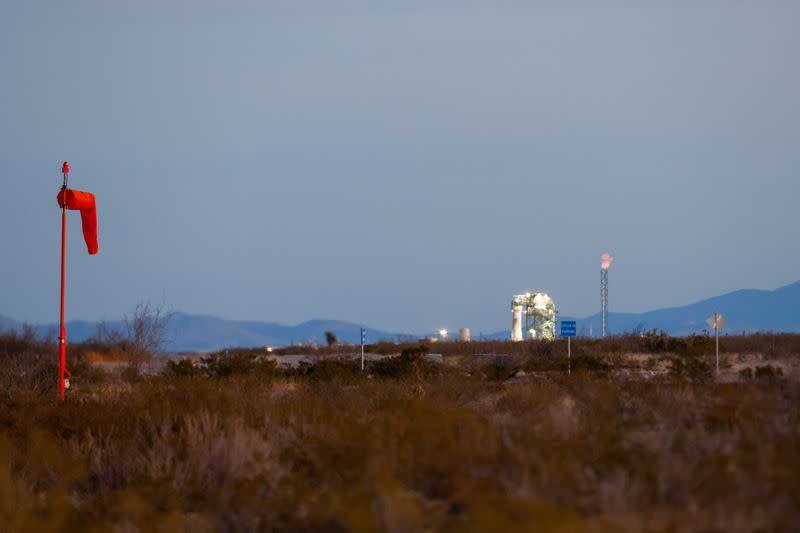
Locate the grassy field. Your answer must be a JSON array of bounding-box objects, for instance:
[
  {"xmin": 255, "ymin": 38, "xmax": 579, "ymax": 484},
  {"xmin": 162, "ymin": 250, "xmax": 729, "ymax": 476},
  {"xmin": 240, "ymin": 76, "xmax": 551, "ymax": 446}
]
[{"xmin": 1, "ymin": 329, "xmax": 799, "ymax": 532}]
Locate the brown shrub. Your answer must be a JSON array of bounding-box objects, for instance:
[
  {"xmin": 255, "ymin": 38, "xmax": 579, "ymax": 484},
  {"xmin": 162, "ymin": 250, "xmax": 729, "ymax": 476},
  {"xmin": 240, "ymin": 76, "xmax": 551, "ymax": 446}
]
[{"xmin": 0, "ymin": 334, "xmax": 799, "ymax": 530}]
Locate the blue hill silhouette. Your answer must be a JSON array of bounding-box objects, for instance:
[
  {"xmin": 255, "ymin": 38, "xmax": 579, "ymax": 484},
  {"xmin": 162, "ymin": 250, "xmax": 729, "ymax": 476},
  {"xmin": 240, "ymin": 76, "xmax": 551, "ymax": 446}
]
[{"xmin": 2, "ymin": 281, "xmax": 798, "ymax": 351}]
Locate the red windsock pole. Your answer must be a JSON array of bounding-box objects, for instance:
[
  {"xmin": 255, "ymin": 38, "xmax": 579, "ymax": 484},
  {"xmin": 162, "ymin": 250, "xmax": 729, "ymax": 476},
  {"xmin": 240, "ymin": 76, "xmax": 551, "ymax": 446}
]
[
  {"xmin": 56, "ymin": 163, "xmax": 98, "ymax": 400},
  {"xmin": 58, "ymin": 162, "xmax": 69, "ymax": 401}
]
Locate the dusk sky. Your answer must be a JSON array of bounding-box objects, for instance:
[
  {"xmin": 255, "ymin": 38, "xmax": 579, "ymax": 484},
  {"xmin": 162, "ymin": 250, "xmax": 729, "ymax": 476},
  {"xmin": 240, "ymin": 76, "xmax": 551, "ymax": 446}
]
[{"xmin": 1, "ymin": 1, "xmax": 798, "ymax": 333}]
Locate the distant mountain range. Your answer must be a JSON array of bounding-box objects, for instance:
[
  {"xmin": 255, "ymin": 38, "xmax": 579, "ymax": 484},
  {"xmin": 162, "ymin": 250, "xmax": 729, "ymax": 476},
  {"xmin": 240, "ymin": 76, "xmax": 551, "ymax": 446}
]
[
  {"xmin": 483, "ymin": 281, "xmax": 800, "ymax": 339},
  {"xmin": 0, "ymin": 313, "xmax": 402, "ymax": 353},
  {"xmin": 571, "ymin": 280, "xmax": 800, "ymax": 337},
  {"xmin": 2, "ymin": 281, "xmax": 798, "ymax": 352}
]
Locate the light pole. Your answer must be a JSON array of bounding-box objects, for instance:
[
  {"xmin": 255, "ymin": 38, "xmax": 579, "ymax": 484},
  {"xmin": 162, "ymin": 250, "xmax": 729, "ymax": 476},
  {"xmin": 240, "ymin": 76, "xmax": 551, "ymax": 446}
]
[{"xmin": 360, "ymin": 328, "xmax": 366, "ymax": 371}]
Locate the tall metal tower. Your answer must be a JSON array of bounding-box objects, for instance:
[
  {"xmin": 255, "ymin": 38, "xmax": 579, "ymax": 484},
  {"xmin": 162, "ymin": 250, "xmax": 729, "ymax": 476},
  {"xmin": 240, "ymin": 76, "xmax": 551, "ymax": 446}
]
[
  {"xmin": 600, "ymin": 253, "xmax": 613, "ymax": 338},
  {"xmin": 600, "ymin": 269, "xmax": 608, "ymax": 338}
]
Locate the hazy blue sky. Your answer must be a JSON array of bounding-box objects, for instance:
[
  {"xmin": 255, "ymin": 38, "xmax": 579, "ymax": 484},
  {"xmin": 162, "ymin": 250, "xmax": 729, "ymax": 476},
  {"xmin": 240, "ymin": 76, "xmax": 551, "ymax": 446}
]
[{"xmin": 1, "ymin": 1, "xmax": 798, "ymax": 333}]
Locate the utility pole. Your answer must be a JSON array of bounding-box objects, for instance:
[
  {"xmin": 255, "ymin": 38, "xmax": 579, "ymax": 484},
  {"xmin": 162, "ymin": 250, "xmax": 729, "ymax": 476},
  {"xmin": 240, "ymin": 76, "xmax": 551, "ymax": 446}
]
[
  {"xmin": 360, "ymin": 327, "xmax": 366, "ymax": 371},
  {"xmin": 567, "ymin": 336, "xmax": 571, "ymax": 376},
  {"xmin": 560, "ymin": 320, "xmax": 576, "ymax": 376}
]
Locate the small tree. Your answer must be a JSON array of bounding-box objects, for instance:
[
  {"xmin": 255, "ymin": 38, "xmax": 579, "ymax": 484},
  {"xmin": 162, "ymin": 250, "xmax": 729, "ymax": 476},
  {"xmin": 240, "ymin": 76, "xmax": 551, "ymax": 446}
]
[
  {"xmin": 124, "ymin": 303, "xmax": 172, "ymax": 376},
  {"xmin": 324, "ymin": 331, "xmax": 338, "ymax": 347},
  {"xmin": 91, "ymin": 302, "xmax": 172, "ymax": 375},
  {"xmin": 125, "ymin": 303, "xmax": 171, "ymax": 355}
]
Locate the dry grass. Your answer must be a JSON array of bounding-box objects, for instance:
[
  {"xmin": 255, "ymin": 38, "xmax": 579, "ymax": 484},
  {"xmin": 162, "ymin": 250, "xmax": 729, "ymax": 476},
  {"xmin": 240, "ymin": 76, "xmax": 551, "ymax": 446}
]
[{"xmin": 1, "ymin": 331, "xmax": 799, "ymax": 531}]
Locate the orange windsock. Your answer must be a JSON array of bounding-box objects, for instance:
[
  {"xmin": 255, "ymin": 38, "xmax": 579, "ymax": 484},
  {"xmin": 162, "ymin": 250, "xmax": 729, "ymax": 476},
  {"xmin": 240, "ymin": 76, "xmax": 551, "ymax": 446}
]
[{"xmin": 57, "ymin": 189, "xmax": 98, "ymax": 254}]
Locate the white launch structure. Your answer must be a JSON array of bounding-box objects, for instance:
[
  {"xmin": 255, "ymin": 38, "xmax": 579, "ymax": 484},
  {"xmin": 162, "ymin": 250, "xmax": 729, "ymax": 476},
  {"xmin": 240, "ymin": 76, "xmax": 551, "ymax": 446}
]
[{"xmin": 510, "ymin": 292, "xmax": 557, "ymax": 341}]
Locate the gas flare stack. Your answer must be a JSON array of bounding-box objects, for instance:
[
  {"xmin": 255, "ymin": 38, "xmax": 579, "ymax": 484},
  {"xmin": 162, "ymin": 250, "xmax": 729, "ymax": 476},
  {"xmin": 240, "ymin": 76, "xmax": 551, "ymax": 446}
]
[{"xmin": 600, "ymin": 253, "xmax": 613, "ymax": 338}]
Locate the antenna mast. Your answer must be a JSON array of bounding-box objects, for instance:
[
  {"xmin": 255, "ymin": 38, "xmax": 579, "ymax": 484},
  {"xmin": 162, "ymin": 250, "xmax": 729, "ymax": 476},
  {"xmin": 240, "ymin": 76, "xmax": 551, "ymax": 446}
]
[
  {"xmin": 600, "ymin": 269, "xmax": 608, "ymax": 338},
  {"xmin": 600, "ymin": 253, "xmax": 613, "ymax": 338}
]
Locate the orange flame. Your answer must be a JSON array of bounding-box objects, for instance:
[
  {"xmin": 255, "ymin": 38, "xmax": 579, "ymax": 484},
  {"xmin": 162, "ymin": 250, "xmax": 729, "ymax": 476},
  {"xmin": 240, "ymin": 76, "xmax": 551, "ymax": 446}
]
[{"xmin": 601, "ymin": 253, "xmax": 613, "ymax": 270}]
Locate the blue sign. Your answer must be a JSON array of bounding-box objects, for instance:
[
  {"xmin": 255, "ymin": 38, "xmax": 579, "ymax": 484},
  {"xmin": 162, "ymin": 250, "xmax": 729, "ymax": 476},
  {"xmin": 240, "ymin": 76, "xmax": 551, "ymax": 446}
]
[
  {"xmin": 560, "ymin": 321, "xmax": 577, "ymax": 337},
  {"xmin": 360, "ymin": 328, "xmax": 366, "ymax": 345}
]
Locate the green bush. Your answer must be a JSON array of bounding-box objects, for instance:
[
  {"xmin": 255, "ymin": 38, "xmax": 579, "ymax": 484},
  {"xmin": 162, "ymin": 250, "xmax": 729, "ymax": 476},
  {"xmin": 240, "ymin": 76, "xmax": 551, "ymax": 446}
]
[
  {"xmin": 686, "ymin": 334, "xmax": 716, "ymax": 356},
  {"xmin": 202, "ymin": 350, "xmax": 279, "ymax": 378},
  {"xmin": 735, "ymin": 365, "xmax": 784, "ymax": 381},
  {"xmin": 571, "ymin": 354, "xmax": 612, "ymax": 375},
  {"xmin": 755, "ymin": 365, "xmax": 784, "ymax": 380},
  {"xmin": 371, "ymin": 344, "xmax": 436, "ymax": 379},
  {"xmin": 288, "ymin": 359, "xmax": 364, "ymax": 382},
  {"xmin": 670, "ymin": 355, "xmax": 712, "ymax": 382},
  {"xmin": 479, "ymin": 357, "xmax": 522, "ymax": 381},
  {"xmin": 165, "ymin": 358, "xmax": 199, "ymax": 377}
]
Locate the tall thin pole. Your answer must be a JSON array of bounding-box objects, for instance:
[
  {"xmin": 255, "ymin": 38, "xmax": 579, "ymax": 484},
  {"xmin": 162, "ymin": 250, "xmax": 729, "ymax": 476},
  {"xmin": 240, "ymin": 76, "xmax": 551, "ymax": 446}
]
[
  {"xmin": 567, "ymin": 336, "xmax": 571, "ymax": 376},
  {"xmin": 59, "ymin": 162, "xmax": 68, "ymax": 401},
  {"xmin": 715, "ymin": 324, "xmax": 720, "ymax": 376},
  {"xmin": 360, "ymin": 327, "xmax": 365, "ymax": 371}
]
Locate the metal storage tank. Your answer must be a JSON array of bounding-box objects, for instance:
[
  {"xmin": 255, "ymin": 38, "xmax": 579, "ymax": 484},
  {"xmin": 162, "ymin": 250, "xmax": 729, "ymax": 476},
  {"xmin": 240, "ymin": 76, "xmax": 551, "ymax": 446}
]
[{"xmin": 511, "ymin": 295, "xmax": 526, "ymax": 341}]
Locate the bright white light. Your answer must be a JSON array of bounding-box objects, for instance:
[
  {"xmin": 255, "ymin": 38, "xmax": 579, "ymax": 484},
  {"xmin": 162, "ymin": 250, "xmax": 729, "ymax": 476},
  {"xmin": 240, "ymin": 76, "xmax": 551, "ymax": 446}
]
[{"xmin": 439, "ymin": 329, "xmax": 449, "ymax": 339}]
